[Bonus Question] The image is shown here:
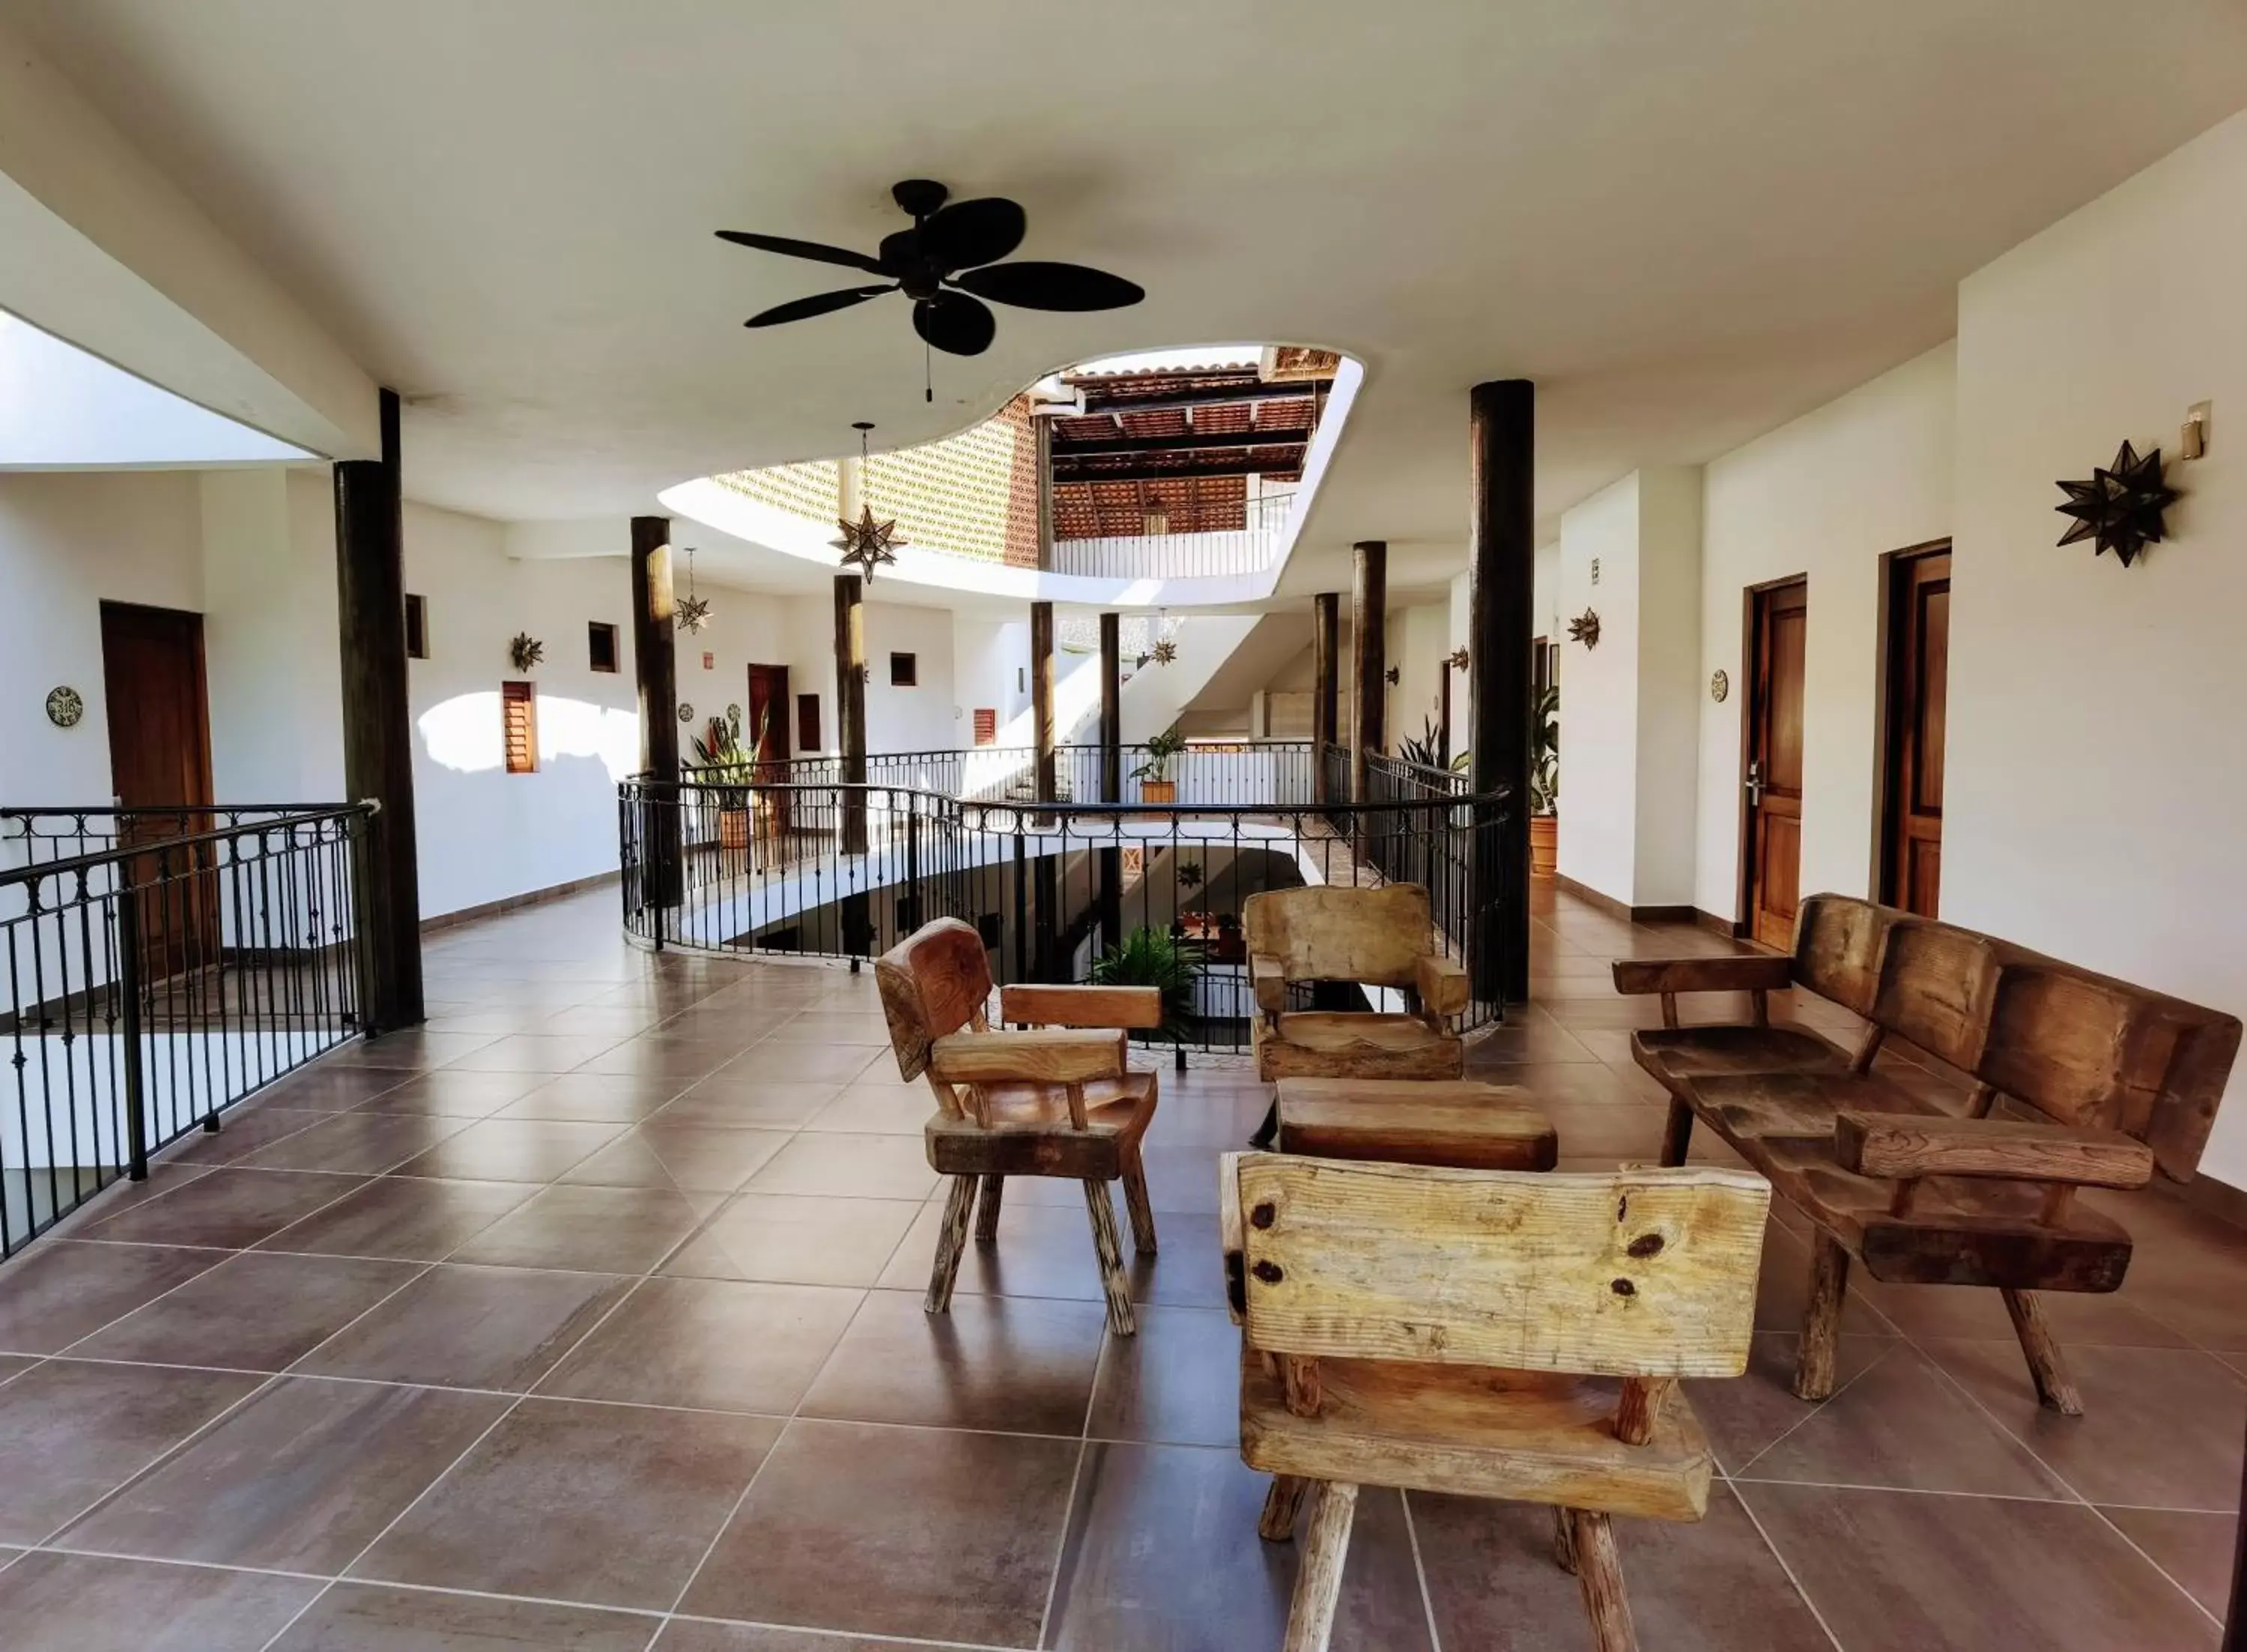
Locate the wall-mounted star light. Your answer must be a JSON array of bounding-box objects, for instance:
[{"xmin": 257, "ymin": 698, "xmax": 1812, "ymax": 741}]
[
  {"xmin": 2055, "ymin": 440, "xmax": 2180, "ymax": 568},
  {"xmin": 1567, "ymin": 609, "xmax": 1601, "ymax": 649},
  {"xmin": 833, "ymin": 421, "xmax": 906, "ymax": 581},
  {"xmin": 1446, "ymin": 647, "xmax": 1470, "ymax": 672},
  {"xmin": 675, "ymin": 547, "xmax": 713, "ymax": 634}
]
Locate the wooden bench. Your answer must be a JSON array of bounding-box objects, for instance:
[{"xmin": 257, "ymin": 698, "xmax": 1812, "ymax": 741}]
[
  {"xmin": 1617, "ymin": 893, "xmax": 2241, "ymax": 1414},
  {"xmin": 1273, "ymin": 1078, "xmax": 1557, "ymax": 1172}
]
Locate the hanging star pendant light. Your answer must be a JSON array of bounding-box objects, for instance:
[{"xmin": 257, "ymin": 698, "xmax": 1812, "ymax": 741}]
[
  {"xmin": 831, "ymin": 504, "xmax": 906, "ymax": 581},
  {"xmin": 2055, "ymin": 440, "xmax": 2180, "ymax": 568},
  {"xmin": 676, "ymin": 546, "xmax": 714, "ymax": 634}
]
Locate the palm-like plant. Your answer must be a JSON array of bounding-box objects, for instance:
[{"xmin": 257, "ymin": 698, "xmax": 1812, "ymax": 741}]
[
  {"xmin": 1132, "ymin": 725, "xmax": 1189, "ymax": 784},
  {"xmin": 1088, "ymin": 926, "xmax": 1205, "ymax": 1044},
  {"xmin": 1529, "ymin": 683, "xmax": 1559, "ymax": 815}
]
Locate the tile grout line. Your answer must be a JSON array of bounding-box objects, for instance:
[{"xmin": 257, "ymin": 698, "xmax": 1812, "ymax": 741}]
[
  {"xmin": 1398, "ymin": 1489, "xmax": 1446, "ymax": 1652},
  {"xmin": 1717, "ymin": 1465, "xmax": 1850, "ymax": 1652},
  {"xmin": 1726, "ymin": 1334, "xmax": 1902, "ymax": 1479}
]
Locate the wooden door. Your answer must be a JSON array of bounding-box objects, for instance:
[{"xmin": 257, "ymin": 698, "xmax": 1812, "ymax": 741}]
[
  {"xmin": 98, "ymin": 601, "xmax": 218, "ymax": 978},
  {"xmin": 1881, "ymin": 548, "xmax": 1950, "ymax": 917},
  {"xmin": 746, "ymin": 665, "xmax": 791, "ymax": 765},
  {"xmin": 1744, "ymin": 580, "xmax": 1807, "ymax": 950}
]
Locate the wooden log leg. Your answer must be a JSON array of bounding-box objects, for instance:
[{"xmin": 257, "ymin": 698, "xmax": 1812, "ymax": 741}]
[
  {"xmin": 974, "ymin": 1174, "xmax": 1005, "ymax": 1244},
  {"xmin": 1121, "ymin": 1146, "xmax": 1159, "ymax": 1257},
  {"xmin": 925, "ymin": 1175, "xmax": 977, "ymax": 1315},
  {"xmin": 1083, "ymin": 1179, "xmax": 1137, "ymax": 1336},
  {"xmin": 1658, "ymin": 1095, "xmax": 1694, "ymax": 1167},
  {"xmin": 1568, "ymin": 1509, "xmax": 1638, "ymax": 1652},
  {"xmin": 1552, "ymin": 1504, "xmax": 1580, "ymax": 1574},
  {"xmin": 1792, "ymin": 1230, "xmax": 1850, "ymax": 1401},
  {"xmin": 2002, "ymin": 1288, "xmax": 2085, "ymax": 1416},
  {"xmin": 1280, "ymin": 1481, "xmax": 1359, "ymax": 1652},
  {"xmin": 1259, "ymin": 1475, "xmax": 1311, "ymax": 1542}
]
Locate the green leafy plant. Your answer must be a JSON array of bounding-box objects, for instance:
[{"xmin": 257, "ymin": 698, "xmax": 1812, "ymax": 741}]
[
  {"xmin": 1530, "ymin": 682, "xmax": 1559, "ymax": 815},
  {"xmin": 691, "ymin": 704, "xmax": 765, "ymax": 808},
  {"xmin": 1132, "ymin": 724, "xmax": 1189, "ymax": 784},
  {"xmin": 1088, "ymin": 926, "xmax": 1205, "ymax": 1043},
  {"xmin": 1396, "ymin": 713, "xmax": 1446, "ymax": 771}
]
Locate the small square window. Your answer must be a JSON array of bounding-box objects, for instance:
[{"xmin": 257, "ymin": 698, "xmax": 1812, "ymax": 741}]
[
  {"xmin": 972, "ymin": 708, "xmax": 997, "ymax": 747},
  {"xmin": 588, "ymin": 621, "xmax": 619, "ymax": 673},
  {"xmin": 501, "ymin": 681, "xmax": 538, "ymax": 774},
  {"xmin": 890, "ymin": 652, "xmax": 918, "ymax": 687},
  {"xmin": 404, "ymin": 594, "xmax": 429, "ymax": 660}
]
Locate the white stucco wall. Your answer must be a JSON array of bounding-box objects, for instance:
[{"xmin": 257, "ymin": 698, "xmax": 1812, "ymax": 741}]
[
  {"xmin": 1943, "ymin": 109, "xmax": 2247, "ymax": 1185},
  {"xmin": 1691, "ymin": 343, "xmax": 1958, "ymax": 922}
]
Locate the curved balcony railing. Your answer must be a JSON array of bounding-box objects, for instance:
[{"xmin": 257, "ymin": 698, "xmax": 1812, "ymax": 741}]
[
  {"xmin": 1045, "ymin": 492, "xmax": 1298, "ymax": 581},
  {"xmin": 620, "ymin": 750, "xmax": 1512, "ymax": 1054}
]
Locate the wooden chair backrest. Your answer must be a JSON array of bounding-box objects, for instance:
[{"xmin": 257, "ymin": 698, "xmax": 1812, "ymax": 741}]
[
  {"xmin": 1792, "ymin": 894, "xmax": 2241, "ymax": 1179},
  {"xmin": 1242, "ymin": 884, "xmax": 1432, "ymax": 991},
  {"xmin": 1230, "ymin": 1155, "xmax": 1768, "ymax": 1379},
  {"xmin": 875, "ymin": 917, "xmax": 992, "ymax": 1084}
]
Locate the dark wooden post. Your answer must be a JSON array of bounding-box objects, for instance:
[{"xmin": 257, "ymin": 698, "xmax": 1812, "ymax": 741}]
[
  {"xmin": 1098, "ymin": 612, "xmax": 1123, "ymax": 953},
  {"xmin": 1350, "ymin": 543, "xmax": 1386, "ymax": 804},
  {"xmin": 334, "ymin": 387, "xmax": 425, "ymax": 1031},
  {"xmin": 1312, "ymin": 591, "xmax": 1339, "ymax": 801},
  {"xmin": 1470, "ymin": 379, "xmax": 1535, "ymax": 1005},
  {"xmin": 834, "ymin": 573, "xmax": 868, "ymax": 855},
  {"xmin": 628, "ymin": 515, "xmax": 682, "ymax": 914},
  {"xmin": 1031, "ymin": 600, "xmax": 1058, "ymax": 977},
  {"xmin": 1438, "ymin": 658, "xmax": 1454, "ymax": 768}
]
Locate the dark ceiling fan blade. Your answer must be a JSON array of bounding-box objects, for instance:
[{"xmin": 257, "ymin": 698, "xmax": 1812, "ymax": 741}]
[
  {"xmin": 953, "ymin": 261, "xmax": 1144, "ymax": 312},
  {"xmin": 918, "ymin": 197, "xmax": 1027, "ymax": 272},
  {"xmin": 715, "ymin": 230, "xmax": 885, "ymax": 276},
  {"xmin": 912, "ymin": 291, "xmax": 997, "ymax": 356},
  {"xmin": 745, "ymin": 285, "xmax": 895, "ymax": 327}
]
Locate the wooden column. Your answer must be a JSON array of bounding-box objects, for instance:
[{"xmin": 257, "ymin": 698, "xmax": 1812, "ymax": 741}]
[
  {"xmin": 1031, "ymin": 600, "xmax": 1058, "ymax": 977},
  {"xmin": 1350, "ymin": 542, "xmax": 1386, "ymax": 804},
  {"xmin": 1098, "ymin": 612, "xmax": 1123, "ymax": 953},
  {"xmin": 333, "ymin": 387, "xmax": 424, "ymax": 1030},
  {"xmin": 1034, "ymin": 416, "xmax": 1056, "ymax": 573},
  {"xmin": 834, "ymin": 574, "xmax": 867, "ymax": 854},
  {"xmin": 627, "ymin": 515, "xmax": 682, "ymax": 914},
  {"xmin": 1470, "ymin": 378, "xmax": 1535, "ymax": 1004},
  {"xmin": 1312, "ymin": 591, "xmax": 1339, "ymax": 802}
]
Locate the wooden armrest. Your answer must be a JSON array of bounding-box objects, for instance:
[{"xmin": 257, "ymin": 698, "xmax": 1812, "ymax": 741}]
[
  {"xmin": 1834, "ymin": 1111, "xmax": 2156, "ymax": 1191},
  {"xmin": 1218, "ymin": 1150, "xmax": 1246, "ymax": 1323},
  {"xmin": 999, "ymin": 983, "xmax": 1162, "ymax": 1030},
  {"xmin": 1611, "ymin": 956, "xmax": 1794, "ymax": 996},
  {"xmin": 1250, "ymin": 953, "xmax": 1288, "ymax": 1015},
  {"xmin": 1413, "ymin": 953, "xmax": 1469, "ymax": 1018},
  {"xmin": 929, "ymin": 1028, "xmax": 1126, "ymax": 1086}
]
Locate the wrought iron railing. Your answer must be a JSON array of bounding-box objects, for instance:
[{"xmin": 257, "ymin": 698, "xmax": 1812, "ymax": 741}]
[
  {"xmin": 619, "ymin": 774, "xmax": 1509, "ymax": 1054},
  {"xmin": 689, "ymin": 740, "xmax": 1323, "ymax": 813},
  {"xmin": 0, "ymin": 804, "xmax": 374, "ymax": 1256}
]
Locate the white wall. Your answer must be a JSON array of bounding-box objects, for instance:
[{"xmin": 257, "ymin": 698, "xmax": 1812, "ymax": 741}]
[
  {"xmin": 1692, "ymin": 344, "xmax": 1956, "ymax": 919},
  {"xmin": 1942, "ymin": 109, "xmax": 2247, "ymax": 1184},
  {"xmin": 0, "ymin": 469, "xmax": 205, "ymax": 803},
  {"xmin": 1385, "ymin": 601, "xmax": 1452, "ymax": 756}
]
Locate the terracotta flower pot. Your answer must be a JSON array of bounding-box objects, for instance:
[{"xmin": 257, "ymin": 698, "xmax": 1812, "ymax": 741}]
[
  {"xmin": 1529, "ymin": 813, "xmax": 1559, "ymax": 877},
  {"xmin": 1141, "ymin": 779, "xmax": 1177, "ymax": 806},
  {"xmin": 718, "ymin": 807, "xmax": 751, "ymax": 851}
]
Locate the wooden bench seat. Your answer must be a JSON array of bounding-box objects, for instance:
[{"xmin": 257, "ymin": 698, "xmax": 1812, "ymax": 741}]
[{"xmin": 1618, "ymin": 894, "xmax": 2240, "ymax": 1416}]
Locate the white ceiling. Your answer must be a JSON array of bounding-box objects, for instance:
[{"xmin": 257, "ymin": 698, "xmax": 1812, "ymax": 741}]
[{"xmin": 7, "ymin": 1, "xmax": 2245, "ymax": 605}]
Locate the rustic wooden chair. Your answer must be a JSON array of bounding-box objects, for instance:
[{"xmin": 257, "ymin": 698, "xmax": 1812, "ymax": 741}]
[
  {"xmin": 875, "ymin": 917, "xmax": 1162, "ymax": 1336},
  {"xmin": 1617, "ymin": 893, "xmax": 2242, "ymax": 1414},
  {"xmin": 1221, "ymin": 1153, "xmax": 1770, "ymax": 1652},
  {"xmin": 1244, "ymin": 884, "xmax": 1468, "ymax": 1084}
]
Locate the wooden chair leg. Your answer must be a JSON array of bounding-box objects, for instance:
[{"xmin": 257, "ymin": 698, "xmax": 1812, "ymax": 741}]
[
  {"xmin": 1568, "ymin": 1510, "xmax": 1638, "ymax": 1652},
  {"xmin": 974, "ymin": 1174, "xmax": 1005, "ymax": 1244},
  {"xmin": 1552, "ymin": 1504, "xmax": 1580, "ymax": 1574},
  {"xmin": 1792, "ymin": 1230, "xmax": 1850, "ymax": 1400},
  {"xmin": 1082, "ymin": 1179, "xmax": 1137, "ymax": 1336},
  {"xmin": 2002, "ymin": 1288, "xmax": 2085, "ymax": 1416},
  {"xmin": 1259, "ymin": 1475, "xmax": 1311, "ymax": 1542},
  {"xmin": 1658, "ymin": 1095, "xmax": 1695, "ymax": 1167},
  {"xmin": 1121, "ymin": 1146, "xmax": 1159, "ymax": 1257},
  {"xmin": 925, "ymin": 1175, "xmax": 977, "ymax": 1315},
  {"xmin": 1280, "ymin": 1481, "xmax": 1358, "ymax": 1652}
]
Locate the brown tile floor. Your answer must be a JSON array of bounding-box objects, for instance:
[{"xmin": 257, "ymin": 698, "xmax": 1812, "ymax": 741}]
[{"xmin": 0, "ymin": 881, "xmax": 2237, "ymax": 1649}]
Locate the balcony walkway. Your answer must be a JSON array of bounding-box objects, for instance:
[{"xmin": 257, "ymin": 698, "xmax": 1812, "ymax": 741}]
[{"xmin": 0, "ymin": 883, "xmax": 2234, "ymax": 1648}]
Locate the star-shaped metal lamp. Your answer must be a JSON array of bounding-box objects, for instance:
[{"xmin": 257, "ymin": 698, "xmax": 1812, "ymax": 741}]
[
  {"xmin": 831, "ymin": 505, "xmax": 906, "ymax": 581},
  {"xmin": 2056, "ymin": 441, "xmax": 2180, "ymax": 568},
  {"xmin": 1149, "ymin": 637, "xmax": 1178, "ymax": 666}
]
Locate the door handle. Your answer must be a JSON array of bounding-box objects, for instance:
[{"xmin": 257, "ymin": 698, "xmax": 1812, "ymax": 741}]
[{"xmin": 1744, "ymin": 761, "xmax": 1765, "ymax": 809}]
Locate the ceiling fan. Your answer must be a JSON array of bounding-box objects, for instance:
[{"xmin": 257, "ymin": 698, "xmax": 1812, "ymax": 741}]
[{"xmin": 718, "ymin": 180, "xmax": 1144, "ymax": 359}]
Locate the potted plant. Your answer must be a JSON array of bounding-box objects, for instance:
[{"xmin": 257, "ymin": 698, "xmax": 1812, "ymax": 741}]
[
  {"xmin": 1529, "ymin": 681, "xmax": 1559, "ymax": 876},
  {"xmin": 691, "ymin": 706, "xmax": 760, "ymax": 853},
  {"xmin": 1089, "ymin": 925, "xmax": 1206, "ymax": 1045},
  {"xmin": 1134, "ymin": 725, "xmax": 1188, "ymax": 807}
]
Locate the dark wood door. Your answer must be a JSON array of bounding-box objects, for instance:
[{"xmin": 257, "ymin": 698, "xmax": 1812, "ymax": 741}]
[
  {"xmin": 1744, "ymin": 580, "xmax": 1808, "ymax": 950},
  {"xmin": 99, "ymin": 601, "xmax": 217, "ymax": 977},
  {"xmin": 746, "ymin": 665, "xmax": 791, "ymax": 765},
  {"xmin": 1881, "ymin": 548, "xmax": 1950, "ymax": 917}
]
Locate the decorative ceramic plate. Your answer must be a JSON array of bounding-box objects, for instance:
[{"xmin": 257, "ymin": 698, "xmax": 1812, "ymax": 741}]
[{"xmin": 45, "ymin": 686, "xmax": 83, "ymax": 728}]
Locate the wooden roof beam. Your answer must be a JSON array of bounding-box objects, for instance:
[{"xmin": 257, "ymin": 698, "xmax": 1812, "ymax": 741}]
[
  {"xmin": 1072, "ymin": 377, "xmax": 1334, "ymax": 415},
  {"xmin": 1053, "ymin": 428, "xmax": 1311, "ymax": 458},
  {"xmin": 1053, "ymin": 456, "xmax": 1303, "ymax": 485}
]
